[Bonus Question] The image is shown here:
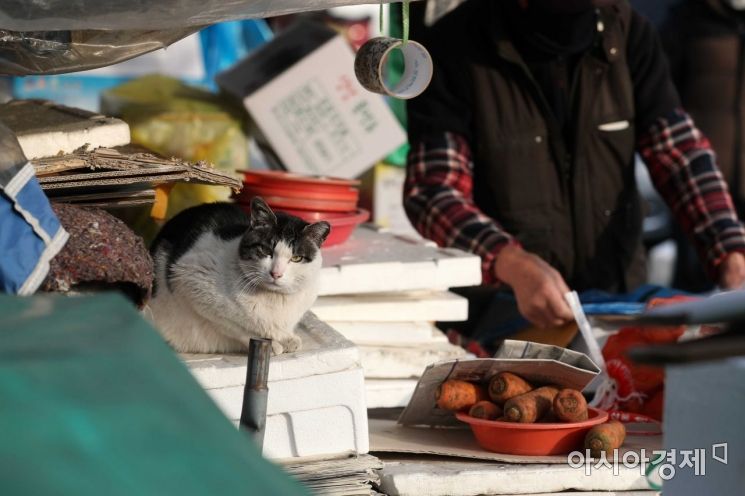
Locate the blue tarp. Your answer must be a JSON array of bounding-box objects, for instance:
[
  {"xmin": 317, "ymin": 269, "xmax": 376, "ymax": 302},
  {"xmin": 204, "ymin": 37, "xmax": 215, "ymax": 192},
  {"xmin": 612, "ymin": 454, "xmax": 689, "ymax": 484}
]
[{"xmin": 0, "ymin": 123, "xmax": 67, "ymax": 295}]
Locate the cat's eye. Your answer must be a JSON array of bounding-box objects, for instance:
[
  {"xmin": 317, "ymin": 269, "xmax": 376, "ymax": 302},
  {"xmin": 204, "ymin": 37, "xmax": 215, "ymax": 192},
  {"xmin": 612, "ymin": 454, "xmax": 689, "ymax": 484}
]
[{"xmin": 290, "ymin": 255, "xmax": 303, "ymax": 263}]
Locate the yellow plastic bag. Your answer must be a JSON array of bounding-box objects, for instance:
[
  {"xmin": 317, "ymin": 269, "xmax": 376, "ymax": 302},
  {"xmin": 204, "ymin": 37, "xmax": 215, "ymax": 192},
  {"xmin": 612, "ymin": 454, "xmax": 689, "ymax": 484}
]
[{"xmin": 102, "ymin": 75, "xmax": 247, "ymax": 242}]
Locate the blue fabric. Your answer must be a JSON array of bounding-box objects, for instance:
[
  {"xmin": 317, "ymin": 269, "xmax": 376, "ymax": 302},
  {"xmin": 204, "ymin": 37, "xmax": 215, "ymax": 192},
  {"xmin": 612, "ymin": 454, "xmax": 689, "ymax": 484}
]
[
  {"xmin": 14, "ymin": 177, "xmax": 62, "ymax": 240},
  {"xmin": 0, "ymin": 173, "xmax": 65, "ymax": 294},
  {"xmin": 470, "ymin": 284, "xmax": 694, "ymax": 346}
]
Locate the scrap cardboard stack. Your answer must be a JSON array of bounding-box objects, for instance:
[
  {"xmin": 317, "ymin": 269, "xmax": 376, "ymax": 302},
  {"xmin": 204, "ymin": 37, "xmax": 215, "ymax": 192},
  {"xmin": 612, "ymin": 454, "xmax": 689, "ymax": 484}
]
[
  {"xmin": 0, "ymin": 99, "xmax": 240, "ymax": 211},
  {"xmin": 313, "ymin": 225, "xmax": 482, "ymax": 409}
]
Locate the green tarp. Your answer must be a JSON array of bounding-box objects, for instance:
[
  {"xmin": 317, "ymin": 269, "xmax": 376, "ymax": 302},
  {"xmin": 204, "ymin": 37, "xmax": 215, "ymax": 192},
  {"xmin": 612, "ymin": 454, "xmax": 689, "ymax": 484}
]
[{"xmin": 0, "ymin": 292, "xmax": 308, "ymax": 496}]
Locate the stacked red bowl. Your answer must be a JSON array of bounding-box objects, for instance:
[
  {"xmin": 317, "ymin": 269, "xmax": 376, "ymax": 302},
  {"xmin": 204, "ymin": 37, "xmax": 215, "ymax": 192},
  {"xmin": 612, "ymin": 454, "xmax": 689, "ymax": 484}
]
[{"xmin": 234, "ymin": 170, "xmax": 369, "ymax": 247}]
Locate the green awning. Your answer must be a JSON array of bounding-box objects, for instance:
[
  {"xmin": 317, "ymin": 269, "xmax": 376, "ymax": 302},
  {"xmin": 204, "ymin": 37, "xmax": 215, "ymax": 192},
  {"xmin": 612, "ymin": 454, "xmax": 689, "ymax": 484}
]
[{"xmin": 0, "ymin": 292, "xmax": 308, "ymax": 496}]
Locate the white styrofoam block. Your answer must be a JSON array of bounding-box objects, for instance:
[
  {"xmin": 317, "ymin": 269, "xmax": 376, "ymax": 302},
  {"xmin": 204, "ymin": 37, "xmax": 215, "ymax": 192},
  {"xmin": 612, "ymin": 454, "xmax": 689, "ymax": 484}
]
[
  {"xmin": 331, "ymin": 321, "xmax": 447, "ymax": 346},
  {"xmin": 181, "ymin": 313, "xmax": 368, "ymax": 461},
  {"xmin": 182, "ymin": 312, "xmax": 359, "ymax": 388},
  {"xmin": 205, "ymin": 366, "xmax": 369, "ymax": 460},
  {"xmin": 312, "ymin": 291, "xmax": 469, "ymax": 322},
  {"xmin": 18, "ymin": 122, "xmax": 131, "ymax": 159},
  {"xmin": 359, "ymin": 343, "xmax": 469, "ymax": 379},
  {"xmin": 482, "ymin": 493, "xmax": 655, "ymax": 496},
  {"xmin": 0, "ymin": 100, "xmax": 131, "ymax": 159},
  {"xmin": 377, "ymin": 460, "xmax": 649, "ymax": 496},
  {"xmin": 365, "ymin": 379, "xmax": 418, "ymax": 409},
  {"xmin": 320, "ymin": 225, "xmax": 481, "ymax": 296}
]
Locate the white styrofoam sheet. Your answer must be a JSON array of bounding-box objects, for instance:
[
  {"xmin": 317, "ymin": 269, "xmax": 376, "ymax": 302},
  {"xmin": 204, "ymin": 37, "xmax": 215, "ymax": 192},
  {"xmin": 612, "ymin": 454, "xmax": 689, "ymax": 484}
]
[
  {"xmin": 180, "ymin": 313, "xmax": 368, "ymax": 461},
  {"xmin": 331, "ymin": 321, "xmax": 447, "ymax": 345},
  {"xmin": 319, "ymin": 225, "xmax": 481, "ymax": 296},
  {"xmin": 377, "ymin": 459, "xmax": 650, "ymax": 496},
  {"xmin": 182, "ymin": 312, "xmax": 359, "ymax": 388},
  {"xmin": 206, "ymin": 366, "xmax": 369, "ymax": 460},
  {"xmin": 312, "ymin": 291, "xmax": 469, "ymax": 323},
  {"xmin": 365, "ymin": 379, "xmax": 418, "ymax": 409},
  {"xmin": 359, "ymin": 342, "xmax": 469, "ymax": 379}
]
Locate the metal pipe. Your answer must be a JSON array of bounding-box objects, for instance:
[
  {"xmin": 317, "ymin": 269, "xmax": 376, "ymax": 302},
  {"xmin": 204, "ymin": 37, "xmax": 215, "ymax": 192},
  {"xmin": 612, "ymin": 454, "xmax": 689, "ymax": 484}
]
[{"xmin": 239, "ymin": 338, "xmax": 271, "ymax": 451}]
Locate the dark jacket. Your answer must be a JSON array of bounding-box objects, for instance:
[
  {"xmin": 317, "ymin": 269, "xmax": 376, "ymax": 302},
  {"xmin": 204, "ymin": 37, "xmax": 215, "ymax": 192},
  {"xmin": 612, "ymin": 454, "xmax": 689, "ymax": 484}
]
[{"xmin": 408, "ymin": 0, "xmax": 681, "ymax": 291}]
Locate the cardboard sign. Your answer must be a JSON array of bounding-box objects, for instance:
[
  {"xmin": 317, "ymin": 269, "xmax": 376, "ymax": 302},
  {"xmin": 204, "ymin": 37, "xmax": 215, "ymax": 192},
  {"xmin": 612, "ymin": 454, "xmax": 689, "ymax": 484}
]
[{"xmin": 243, "ymin": 35, "xmax": 406, "ymax": 179}]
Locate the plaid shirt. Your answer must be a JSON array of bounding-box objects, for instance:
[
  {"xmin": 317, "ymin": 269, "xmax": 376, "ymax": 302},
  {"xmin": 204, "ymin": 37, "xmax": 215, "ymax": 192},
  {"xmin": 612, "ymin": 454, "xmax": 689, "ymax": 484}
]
[{"xmin": 404, "ymin": 109, "xmax": 745, "ymax": 285}]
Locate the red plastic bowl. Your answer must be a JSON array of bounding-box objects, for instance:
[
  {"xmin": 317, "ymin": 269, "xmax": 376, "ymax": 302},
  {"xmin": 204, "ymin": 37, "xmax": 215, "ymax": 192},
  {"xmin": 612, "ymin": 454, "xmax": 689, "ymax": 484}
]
[
  {"xmin": 234, "ymin": 186, "xmax": 359, "ymax": 213},
  {"xmin": 456, "ymin": 407, "xmax": 609, "ymax": 456},
  {"xmin": 237, "ymin": 169, "xmax": 360, "ymax": 192},
  {"xmin": 236, "ymin": 183, "xmax": 359, "ymax": 202},
  {"xmin": 236, "ymin": 194, "xmax": 358, "ymax": 213},
  {"xmin": 276, "ymin": 208, "xmax": 370, "ymax": 247}
]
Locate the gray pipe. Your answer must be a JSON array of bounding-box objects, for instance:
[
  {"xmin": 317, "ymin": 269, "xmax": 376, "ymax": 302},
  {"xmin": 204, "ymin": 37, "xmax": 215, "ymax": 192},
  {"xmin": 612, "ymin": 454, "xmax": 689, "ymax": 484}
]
[{"xmin": 239, "ymin": 338, "xmax": 271, "ymax": 451}]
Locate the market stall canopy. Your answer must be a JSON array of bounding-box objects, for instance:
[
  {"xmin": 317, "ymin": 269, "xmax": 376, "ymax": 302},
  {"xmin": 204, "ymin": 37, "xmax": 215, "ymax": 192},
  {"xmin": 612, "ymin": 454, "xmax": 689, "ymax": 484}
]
[
  {"xmin": 0, "ymin": 0, "xmax": 409, "ymax": 31},
  {"xmin": 0, "ymin": 1, "xmax": 414, "ymax": 75}
]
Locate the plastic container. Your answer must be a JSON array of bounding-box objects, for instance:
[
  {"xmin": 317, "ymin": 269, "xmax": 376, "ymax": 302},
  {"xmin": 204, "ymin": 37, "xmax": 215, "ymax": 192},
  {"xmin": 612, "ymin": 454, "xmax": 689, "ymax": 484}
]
[
  {"xmin": 456, "ymin": 407, "xmax": 609, "ymax": 456},
  {"xmin": 237, "ymin": 169, "xmax": 360, "ymax": 191},
  {"xmin": 276, "ymin": 208, "xmax": 370, "ymax": 247},
  {"xmin": 235, "ymin": 190, "xmax": 358, "ymax": 213},
  {"xmin": 236, "ymin": 183, "xmax": 359, "ymax": 202}
]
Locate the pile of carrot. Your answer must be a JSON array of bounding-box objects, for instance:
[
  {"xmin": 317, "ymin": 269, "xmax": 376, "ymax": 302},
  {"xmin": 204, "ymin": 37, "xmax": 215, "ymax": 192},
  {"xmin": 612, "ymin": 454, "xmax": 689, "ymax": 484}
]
[
  {"xmin": 435, "ymin": 371, "xmax": 590, "ymax": 424},
  {"xmin": 436, "ymin": 371, "xmax": 626, "ymax": 455}
]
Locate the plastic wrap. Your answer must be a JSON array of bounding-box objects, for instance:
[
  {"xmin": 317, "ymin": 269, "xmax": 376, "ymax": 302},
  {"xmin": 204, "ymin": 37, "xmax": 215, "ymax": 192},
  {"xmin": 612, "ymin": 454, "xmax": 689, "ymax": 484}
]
[
  {"xmin": 0, "ymin": 28, "xmax": 199, "ymax": 75},
  {"xmin": 0, "ymin": 1, "xmax": 401, "ymax": 32}
]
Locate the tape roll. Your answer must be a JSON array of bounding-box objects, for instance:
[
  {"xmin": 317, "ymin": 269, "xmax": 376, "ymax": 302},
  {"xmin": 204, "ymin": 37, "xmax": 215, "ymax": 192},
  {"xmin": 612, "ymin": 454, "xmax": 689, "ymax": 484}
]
[{"xmin": 354, "ymin": 36, "xmax": 433, "ymax": 100}]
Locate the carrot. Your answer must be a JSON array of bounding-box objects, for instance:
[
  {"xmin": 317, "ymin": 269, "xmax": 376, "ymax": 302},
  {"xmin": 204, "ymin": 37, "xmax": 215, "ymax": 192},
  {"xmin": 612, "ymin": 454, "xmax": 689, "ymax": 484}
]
[
  {"xmin": 503, "ymin": 386, "xmax": 559, "ymax": 423},
  {"xmin": 435, "ymin": 380, "xmax": 488, "ymax": 411},
  {"xmin": 488, "ymin": 372, "xmax": 533, "ymax": 403},
  {"xmin": 553, "ymin": 389, "xmax": 589, "ymax": 422},
  {"xmin": 468, "ymin": 400, "xmax": 503, "ymax": 420},
  {"xmin": 538, "ymin": 409, "xmax": 560, "ymax": 423},
  {"xmin": 584, "ymin": 420, "xmax": 626, "ymax": 457}
]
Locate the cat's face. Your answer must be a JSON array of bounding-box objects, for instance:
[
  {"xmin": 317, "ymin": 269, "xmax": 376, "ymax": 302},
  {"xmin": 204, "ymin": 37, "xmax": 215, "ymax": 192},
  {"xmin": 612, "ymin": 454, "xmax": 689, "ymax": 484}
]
[{"xmin": 237, "ymin": 198, "xmax": 331, "ymax": 294}]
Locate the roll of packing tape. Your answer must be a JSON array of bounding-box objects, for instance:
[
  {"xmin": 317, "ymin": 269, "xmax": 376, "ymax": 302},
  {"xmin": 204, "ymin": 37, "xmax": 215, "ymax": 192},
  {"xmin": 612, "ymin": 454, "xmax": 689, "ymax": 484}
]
[{"xmin": 354, "ymin": 36, "xmax": 433, "ymax": 99}]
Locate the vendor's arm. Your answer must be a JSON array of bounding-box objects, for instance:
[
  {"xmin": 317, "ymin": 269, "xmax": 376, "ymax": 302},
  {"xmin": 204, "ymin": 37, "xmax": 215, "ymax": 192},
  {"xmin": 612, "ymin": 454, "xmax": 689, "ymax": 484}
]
[
  {"xmin": 629, "ymin": 10, "xmax": 745, "ymax": 289},
  {"xmin": 405, "ymin": 132, "xmax": 573, "ymax": 328}
]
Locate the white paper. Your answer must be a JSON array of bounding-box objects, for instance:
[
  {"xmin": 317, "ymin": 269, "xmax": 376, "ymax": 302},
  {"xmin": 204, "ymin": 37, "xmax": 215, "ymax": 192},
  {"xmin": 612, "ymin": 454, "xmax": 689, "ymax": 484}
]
[{"xmin": 244, "ymin": 36, "xmax": 406, "ymax": 179}]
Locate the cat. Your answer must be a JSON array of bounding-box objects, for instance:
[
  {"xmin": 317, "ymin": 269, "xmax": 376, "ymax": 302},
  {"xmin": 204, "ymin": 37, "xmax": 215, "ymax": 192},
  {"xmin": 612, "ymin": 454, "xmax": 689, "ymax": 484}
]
[{"xmin": 148, "ymin": 197, "xmax": 330, "ymax": 355}]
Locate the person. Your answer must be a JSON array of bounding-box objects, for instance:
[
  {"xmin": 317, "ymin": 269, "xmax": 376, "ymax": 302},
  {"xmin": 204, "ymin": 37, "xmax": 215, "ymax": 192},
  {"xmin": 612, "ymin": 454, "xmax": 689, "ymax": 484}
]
[
  {"xmin": 661, "ymin": 0, "xmax": 745, "ymax": 291},
  {"xmin": 404, "ymin": 0, "xmax": 745, "ymax": 332}
]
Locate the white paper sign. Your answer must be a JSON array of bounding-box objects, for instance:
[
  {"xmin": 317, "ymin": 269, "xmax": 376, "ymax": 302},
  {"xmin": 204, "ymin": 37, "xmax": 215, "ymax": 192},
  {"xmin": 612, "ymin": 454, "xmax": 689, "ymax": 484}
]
[{"xmin": 244, "ymin": 36, "xmax": 406, "ymax": 179}]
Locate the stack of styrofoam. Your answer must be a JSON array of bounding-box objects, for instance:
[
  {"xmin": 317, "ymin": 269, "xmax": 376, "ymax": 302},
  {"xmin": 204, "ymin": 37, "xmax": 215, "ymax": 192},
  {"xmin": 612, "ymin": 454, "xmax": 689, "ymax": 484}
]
[
  {"xmin": 182, "ymin": 312, "xmax": 368, "ymax": 461},
  {"xmin": 314, "ymin": 225, "xmax": 482, "ymax": 409}
]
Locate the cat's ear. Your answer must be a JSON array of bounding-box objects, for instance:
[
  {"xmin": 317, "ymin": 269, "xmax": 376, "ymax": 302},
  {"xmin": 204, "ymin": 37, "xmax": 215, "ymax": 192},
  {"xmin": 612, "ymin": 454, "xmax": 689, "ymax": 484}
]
[
  {"xmin": 303, "ymin": 221, "xmax": 331, "ymax": 247},
  {"xmin": 250, "ymin": 197, "xmax": 276, "ymax": 229}
]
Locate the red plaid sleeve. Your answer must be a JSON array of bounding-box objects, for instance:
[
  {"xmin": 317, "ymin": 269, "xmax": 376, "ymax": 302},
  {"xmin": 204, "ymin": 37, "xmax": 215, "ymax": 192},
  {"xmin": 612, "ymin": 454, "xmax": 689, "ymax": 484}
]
[
  {"xmin": 404, "ymin": 131, "xmax": 518, "ymax": 285},
  {"xmin": 638, "ymin": 108, "xmax": 745, "ymax": 278}
]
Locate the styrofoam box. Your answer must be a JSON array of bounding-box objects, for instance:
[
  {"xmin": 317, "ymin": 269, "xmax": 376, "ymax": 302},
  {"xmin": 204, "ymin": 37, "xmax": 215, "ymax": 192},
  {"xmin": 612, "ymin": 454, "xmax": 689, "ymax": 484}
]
[
  {"xmin": 181, "ymin": 312, "xmax": 369, "ymax": 461},
  {"xmin": 319, "ymin": 225, "xmax": 481, "ymax": 296},
  {"xmin": 312, "ymin": 290, "xmax": 469, "ymax": 323},
  {"xmin": 365, "ymin": 379, "xmax": 419, "ymax": 409}
]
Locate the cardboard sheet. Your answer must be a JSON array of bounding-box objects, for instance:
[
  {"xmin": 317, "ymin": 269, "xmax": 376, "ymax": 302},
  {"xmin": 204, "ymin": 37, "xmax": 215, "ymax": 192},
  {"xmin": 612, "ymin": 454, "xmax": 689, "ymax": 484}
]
[
  {"xmin": 32, "ymin": 145, "xmax": 240, "ymax": 207},
  {"xmin": 369, "ymin": 418, "xmax": 662, "ymax": 465}
]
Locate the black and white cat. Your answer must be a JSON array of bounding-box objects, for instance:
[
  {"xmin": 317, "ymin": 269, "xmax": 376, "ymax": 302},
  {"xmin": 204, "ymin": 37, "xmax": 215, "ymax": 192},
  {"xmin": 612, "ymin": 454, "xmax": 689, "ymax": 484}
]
[{"xmin": 148, "ymin": 197, "xmax": 330, "ymax": 355}]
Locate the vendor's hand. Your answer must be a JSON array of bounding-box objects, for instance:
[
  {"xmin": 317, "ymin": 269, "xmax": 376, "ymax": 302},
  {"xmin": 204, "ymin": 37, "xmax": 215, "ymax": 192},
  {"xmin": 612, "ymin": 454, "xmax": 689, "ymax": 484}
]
[
  {"xmin": 718, "ymin": 252, "xmax": 745, "ymax": 290},
  {"xmin": 494, "ymin": 244, "xmax": 575, "ymax": 328}
]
